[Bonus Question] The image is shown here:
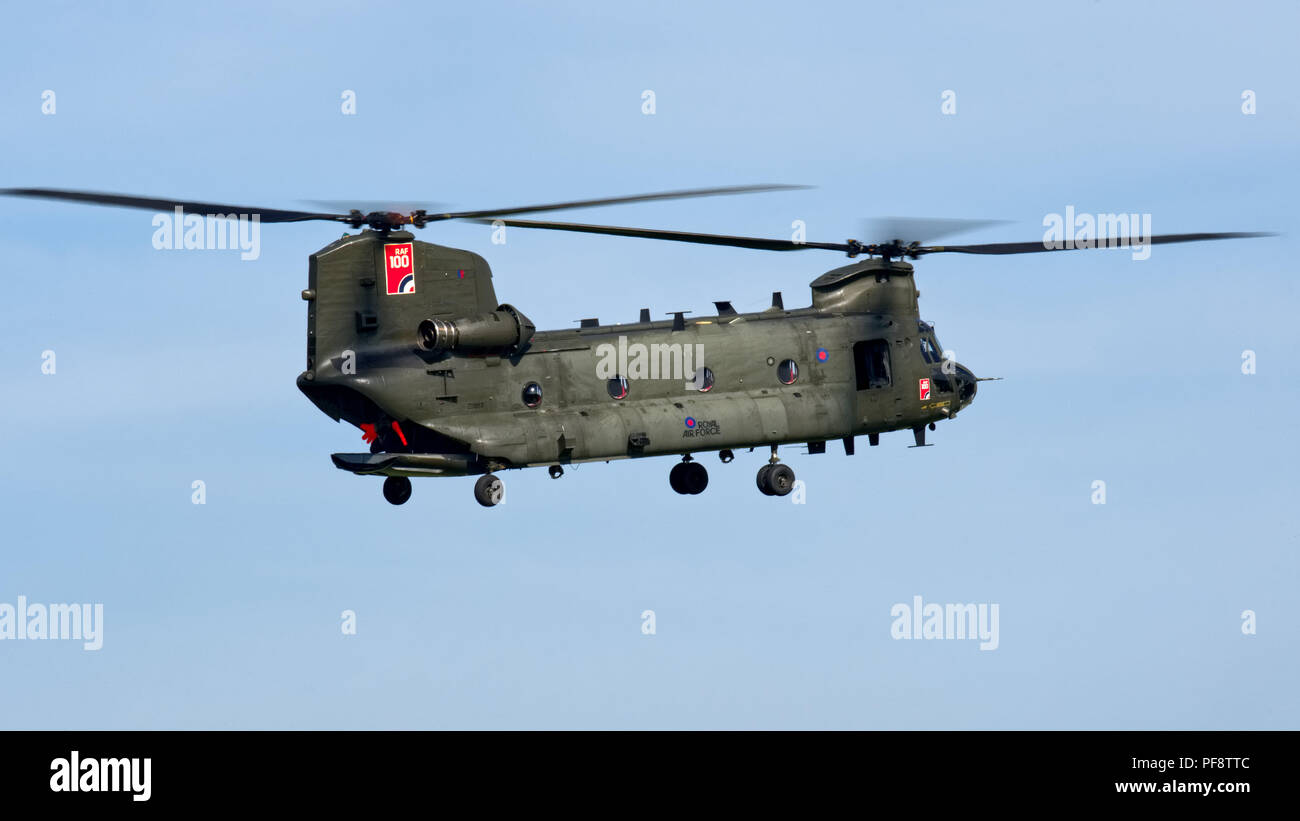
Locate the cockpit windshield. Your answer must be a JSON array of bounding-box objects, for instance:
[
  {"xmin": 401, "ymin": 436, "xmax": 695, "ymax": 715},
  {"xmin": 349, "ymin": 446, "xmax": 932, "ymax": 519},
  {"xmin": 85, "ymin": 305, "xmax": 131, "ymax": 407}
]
[{"xmin": 918, "ymin": 321, "xmax": 944, "ymax": 363}]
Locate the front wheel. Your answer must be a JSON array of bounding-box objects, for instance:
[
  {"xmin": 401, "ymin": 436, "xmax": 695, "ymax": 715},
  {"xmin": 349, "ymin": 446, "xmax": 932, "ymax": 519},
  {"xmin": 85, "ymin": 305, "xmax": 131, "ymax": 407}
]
[
  {"xmin": 681, "ymin": 461, "xmax": 708, "ymax": 495},
  {"xmin": 763, "ymin": 464, "xmax": 796, "ymax": 497},
  {"xmin": 669, "ymin": 462, "xmax": 690, "ymax": 494}
]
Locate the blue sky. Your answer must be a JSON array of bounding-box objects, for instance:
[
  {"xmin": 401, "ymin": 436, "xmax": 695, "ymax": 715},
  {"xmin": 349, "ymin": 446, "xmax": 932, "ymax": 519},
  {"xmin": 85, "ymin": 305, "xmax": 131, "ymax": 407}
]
[{"xmin": 0, "ymin": 0, "xmax": 1295, "ymax": 728}]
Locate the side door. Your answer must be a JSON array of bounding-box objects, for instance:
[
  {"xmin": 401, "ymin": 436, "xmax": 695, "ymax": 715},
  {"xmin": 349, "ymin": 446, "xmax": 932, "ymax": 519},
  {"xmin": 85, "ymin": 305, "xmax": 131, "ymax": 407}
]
[{"xmin": 852, "ymin": 338, "xmax": 899, "ymax": 430}]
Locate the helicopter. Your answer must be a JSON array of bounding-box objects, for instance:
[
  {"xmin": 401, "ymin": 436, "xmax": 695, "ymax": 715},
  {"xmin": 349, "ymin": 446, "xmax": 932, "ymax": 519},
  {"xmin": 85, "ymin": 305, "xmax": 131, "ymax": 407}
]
[{"xmin": 1, "ymin": 186, "xmax": 1272, "ymax": 507}]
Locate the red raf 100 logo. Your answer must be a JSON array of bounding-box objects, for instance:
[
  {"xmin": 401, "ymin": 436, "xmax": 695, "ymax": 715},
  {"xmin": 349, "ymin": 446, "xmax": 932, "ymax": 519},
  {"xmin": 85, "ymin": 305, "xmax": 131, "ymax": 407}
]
[
  {"xmin": 384, "ymin": 242, "xmax": 415, "ymax": 295},
  {"xmin": 918, "ymin": 377, "xmax": 931, "ymax": 400}
]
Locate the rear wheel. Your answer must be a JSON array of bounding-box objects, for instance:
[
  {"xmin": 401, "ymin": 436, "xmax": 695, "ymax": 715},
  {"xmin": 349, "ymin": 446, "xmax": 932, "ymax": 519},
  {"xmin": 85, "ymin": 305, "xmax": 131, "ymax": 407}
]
[
  {"xmin": 383, "ymin": 476, "xmax": 412, "ymax": 506},
  {"xmin": 756, "ymin": 464, "xmax": 774, "ymax": 496},
  {"xmin": 474, "ymin": 474, "xmax": 504, "ymax": 507}
]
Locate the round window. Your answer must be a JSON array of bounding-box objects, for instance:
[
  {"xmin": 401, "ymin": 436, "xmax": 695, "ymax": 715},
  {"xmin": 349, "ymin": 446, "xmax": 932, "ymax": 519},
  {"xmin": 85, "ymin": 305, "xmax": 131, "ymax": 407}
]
[
  {"xmin": 522, "ymin": 382, "xmax": 543, "ymax": 408},
  {"xmin": 777, "ymin": 359, "xmax": 798, "ymax": 385},
  {"xmin": 693, "ymin": 367, "xmax": 714, "ymax": 392},
  {"xmin": 607, "ymin": 375, "xmax": 629, "ymax": 400}
]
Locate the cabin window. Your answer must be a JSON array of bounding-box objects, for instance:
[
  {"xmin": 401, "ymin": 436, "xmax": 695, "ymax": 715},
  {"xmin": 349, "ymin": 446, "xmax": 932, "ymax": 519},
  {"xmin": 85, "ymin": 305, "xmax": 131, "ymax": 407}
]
[
  {"xmin": 777, "ymin": 359, "xmax": 799, "ymax": 385},
  {"xmin": 693, "ymin": 367, "xmax": 714, "ymax": 392},
  {"xmin": 521, "ymin": 382, "xmax": 543, "ymax": 408},
  {"xmin": 853, "ymin": 340, "xmax": 892, "ymax": 390},
  {"xmin": 607, "ymin": 375, "xmax": 629, "ymax": 400}
]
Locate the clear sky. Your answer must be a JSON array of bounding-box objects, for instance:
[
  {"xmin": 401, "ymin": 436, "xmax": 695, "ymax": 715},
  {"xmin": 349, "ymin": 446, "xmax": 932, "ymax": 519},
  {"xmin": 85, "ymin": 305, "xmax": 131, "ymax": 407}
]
[{"xmin": 0, "ymin": 0, "xmax": 1295, "ymax": 728}]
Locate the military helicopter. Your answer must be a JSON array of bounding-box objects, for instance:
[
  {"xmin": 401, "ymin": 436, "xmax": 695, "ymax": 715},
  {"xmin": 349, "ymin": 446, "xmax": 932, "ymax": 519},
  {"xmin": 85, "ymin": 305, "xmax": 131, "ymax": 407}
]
[{"xmin": 1, "ymin": 186, "xmax": 1272, "ymax": 507}]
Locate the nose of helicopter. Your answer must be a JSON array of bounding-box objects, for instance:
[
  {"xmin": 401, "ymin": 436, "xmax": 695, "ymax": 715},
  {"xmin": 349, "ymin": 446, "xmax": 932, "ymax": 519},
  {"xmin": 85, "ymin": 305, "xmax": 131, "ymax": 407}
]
[{"xmin": 954, "ymin": 363, "xmax": 978, "ymax": 410}]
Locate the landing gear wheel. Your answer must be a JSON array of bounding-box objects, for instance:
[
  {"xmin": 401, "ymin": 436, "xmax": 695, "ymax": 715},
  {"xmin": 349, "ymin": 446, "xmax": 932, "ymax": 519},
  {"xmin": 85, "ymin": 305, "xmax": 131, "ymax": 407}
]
[
  {"xmin": 548, "ymin": 464, "xmax": 564, "ymax": 480},
  {"xmin": 670, "ymin": 461, "xmax": 709, "ymax": 495},
  {"xmin": 762, "ymin": 463, "xmax": 796, "ymax": 497},
  {"xmin": 383, "ymin": 476, "xmax": 412, "ymax": 506},
  {"xmin": 474, "ymin": 474, "xmax": 504, "ymax": 507},
  {"xmin": 682, "ymin": 461, "xmax": 708, "ymax": 495},
  {"xmin": 669, "ymin": 462, "xmax": 689, "ymax": 495},
  {"xmin": 756, "ymin": 464, "xmax": 775, "ymax": 496}
]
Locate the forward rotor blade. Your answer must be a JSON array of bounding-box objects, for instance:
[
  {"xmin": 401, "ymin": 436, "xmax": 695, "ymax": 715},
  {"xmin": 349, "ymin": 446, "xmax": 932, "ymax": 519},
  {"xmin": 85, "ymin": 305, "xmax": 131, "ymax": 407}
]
[
  {"xmin": 478, "ymin": 218, "xmax": 1277, "ymax": 260},
  {"xmin": 0, "ymin": 188, "xmax": 347, "ymax": 223},
  {"xmin": 468, "ymin": 217, "xmax": 853, "ymax": 252},
  {"xmin": 433, "ymin": 184, "xmax": 810, "ymax": 222},
  {"xmin": 863, "ymin": 217, "xmax": 1009, "ymax": 244},
  {"xmin": 921, "ymin": 232, "xmax": 1275, "ymax": 255}
]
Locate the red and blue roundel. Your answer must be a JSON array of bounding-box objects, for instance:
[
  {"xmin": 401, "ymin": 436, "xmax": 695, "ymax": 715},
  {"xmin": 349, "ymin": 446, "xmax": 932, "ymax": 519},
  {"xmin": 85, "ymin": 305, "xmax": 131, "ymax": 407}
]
[
  {"xmin": 684, "ymin": 417, "xmax": 696, "ymax": 428},
  {"xmin": 816, "ymin": 347, "xmax": 829, "ymax": 362}
]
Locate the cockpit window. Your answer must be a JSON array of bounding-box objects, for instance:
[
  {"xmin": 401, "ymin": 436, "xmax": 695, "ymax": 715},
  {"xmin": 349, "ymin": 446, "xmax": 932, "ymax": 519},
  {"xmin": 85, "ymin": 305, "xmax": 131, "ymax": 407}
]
[{"xmin": 918, "ymin": 321, "xmax": 943, "ymax": 362}]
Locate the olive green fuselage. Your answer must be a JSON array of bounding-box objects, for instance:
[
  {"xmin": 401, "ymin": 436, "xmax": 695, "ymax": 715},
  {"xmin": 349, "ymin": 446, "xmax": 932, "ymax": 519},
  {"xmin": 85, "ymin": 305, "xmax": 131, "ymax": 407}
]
[{"xmin": 297, "ymin": 231, "xmax": 977, "ymax": 476}]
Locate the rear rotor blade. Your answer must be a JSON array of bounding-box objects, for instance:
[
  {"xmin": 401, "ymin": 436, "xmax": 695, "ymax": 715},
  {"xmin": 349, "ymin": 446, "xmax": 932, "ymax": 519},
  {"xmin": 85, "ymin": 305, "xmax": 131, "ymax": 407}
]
[
  {"xmin": 2, "ymin": 184, "xmax": 811, "ymax": 229},
  {"xmin": 0, "ymin": 188, "xmax": 347, "ymax": 223},
  {"xmin": 303, "ymin": 199, "xmax": 447, "ymax": 214},
  {"xmin": 468, "ymin": 217, "xmax": 854, "ymax": 253},
  {"xmin": 432, "ymin": 184, "xmax": 810, "ymax": 221}
]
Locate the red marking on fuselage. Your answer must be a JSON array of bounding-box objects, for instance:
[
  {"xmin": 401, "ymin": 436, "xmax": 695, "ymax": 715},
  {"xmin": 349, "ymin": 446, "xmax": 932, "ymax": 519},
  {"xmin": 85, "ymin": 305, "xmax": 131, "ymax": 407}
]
[{"xmin": 391, "ymin": 421, "xmax": 408, "ymax": 447}]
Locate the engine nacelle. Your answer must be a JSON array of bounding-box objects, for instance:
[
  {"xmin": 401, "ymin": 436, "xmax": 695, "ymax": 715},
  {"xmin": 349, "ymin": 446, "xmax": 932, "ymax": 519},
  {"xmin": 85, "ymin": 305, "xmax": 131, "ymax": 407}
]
[{"xmin": 416, "ymin": 304, "xmax": 535, "ymax": 353}]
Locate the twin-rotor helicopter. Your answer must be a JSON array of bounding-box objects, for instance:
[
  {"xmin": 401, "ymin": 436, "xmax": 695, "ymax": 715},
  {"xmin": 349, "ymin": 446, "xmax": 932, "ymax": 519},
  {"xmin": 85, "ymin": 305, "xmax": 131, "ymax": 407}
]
[{"xmin": 2, "ymin": 185, "xmax": 1270, "ymax": 507}]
